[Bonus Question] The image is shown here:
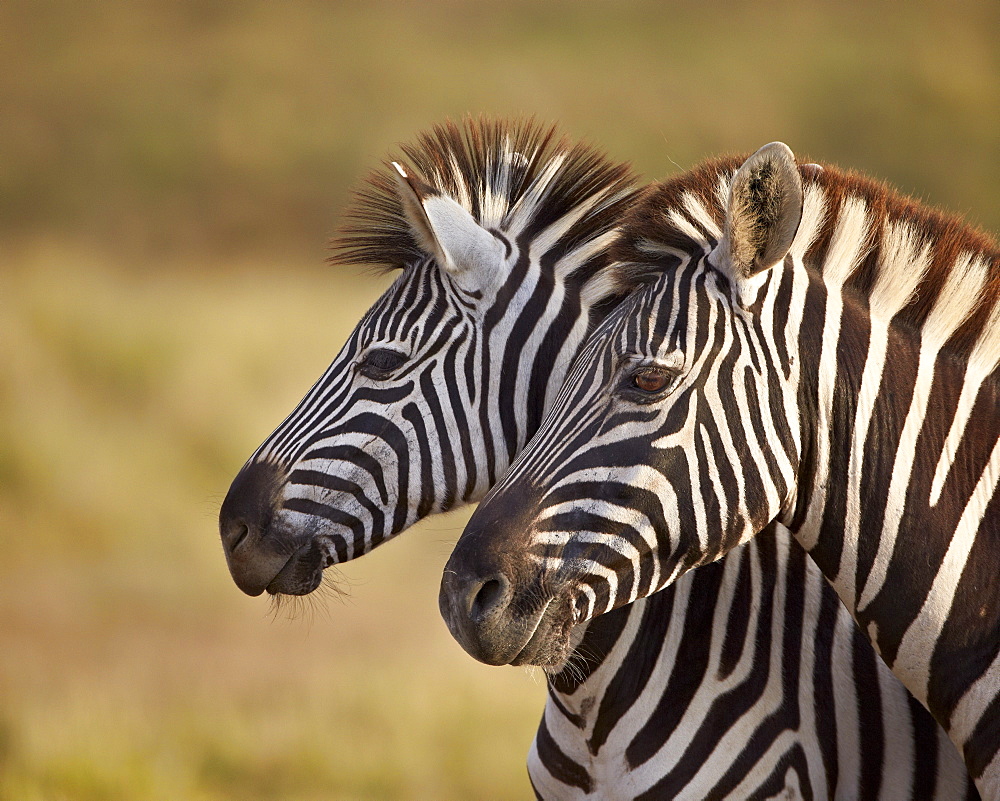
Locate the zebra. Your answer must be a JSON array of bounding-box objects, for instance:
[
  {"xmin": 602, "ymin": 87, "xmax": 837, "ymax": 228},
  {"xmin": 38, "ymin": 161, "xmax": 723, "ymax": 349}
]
[
  {"xmin": 218, "ymin": 121, "xmax": 976, "ymax": 798},
  {"xmin": 440, "ymin": 141, "xmax": 1000, "ymax": 798}
]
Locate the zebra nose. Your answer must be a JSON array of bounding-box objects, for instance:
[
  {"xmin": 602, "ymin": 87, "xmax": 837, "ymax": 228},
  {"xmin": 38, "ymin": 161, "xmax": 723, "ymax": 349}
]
[
  {"xmin": 219, "ymin": 461, "xmax": 289, "ymax": 596},
  {"xmin": 439, "ymin": 480, "xmax": 546, "ymax": 663},
  {"xmin": 439, "ymin": 567, "xmax": 515, "ymax": 665}
]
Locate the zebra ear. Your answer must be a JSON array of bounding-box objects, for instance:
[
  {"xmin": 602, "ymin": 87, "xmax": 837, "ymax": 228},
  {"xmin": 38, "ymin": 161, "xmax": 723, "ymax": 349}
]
[
  {"xmin": 720, "ymin": 142, "xmax": 803, "ymax": 288},
  {"xmin": 391, "ymin": 161, "xmax": 504, "ymax": 278}
]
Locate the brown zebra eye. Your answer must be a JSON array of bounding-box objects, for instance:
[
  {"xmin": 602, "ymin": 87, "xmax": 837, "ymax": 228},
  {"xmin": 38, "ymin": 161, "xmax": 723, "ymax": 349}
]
[{"xmin": 632, "ymin": 369, "xmax": 671, "ymax": 393}]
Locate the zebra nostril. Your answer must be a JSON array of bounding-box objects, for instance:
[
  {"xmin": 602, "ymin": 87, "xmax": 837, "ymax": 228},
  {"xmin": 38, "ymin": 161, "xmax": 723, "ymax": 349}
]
[
  {"xmin": 470, "ymin": 575, "xmax": 509, "ymax": 623},
  {"xmin": 220, "ymin": 460, "xmax": 285, "ymax": 557},
  {"xmin": 230, "ymin": 522, "xmax": 250, "ymax": 552}
]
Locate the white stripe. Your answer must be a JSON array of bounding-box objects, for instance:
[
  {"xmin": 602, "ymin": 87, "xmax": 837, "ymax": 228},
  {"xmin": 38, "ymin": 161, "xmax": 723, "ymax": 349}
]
[
  {"xmin": 797, "ymin": 288, "xmax": 844, "ymax": 552},
  {"xmin": 877, "ymin": 648, "xmax": 917, "ymax": 800},
  {"xmin": 868, "ymin": 220, "xmax": 931, "ymax": 320},
  {"xmin": 682, "ymin": 191, "xmax": 722, "ymax": 239},
  {"xmin": 788, "ymin": 183, "xmax": 828, "ymax": 261},
  {"xmin": 922, "ymin": 251, "xmax": 987, "ymax": 349},
  {"xmin": 822, "ymin": 197, "xmax": 870, "ymax": 287},
  {"xmin": 838, "ymin": 315, "xmax": 889, "ymax": 606},
  {"xmin": 892, "ymin": 435, "xmax": 1000, "ymax": 704},
  {"xmin": 951, "ymin": 644, "xmax": 1000, "ymax": 753},
  {"xmin": 668, "ymin": 206, "xmax": 711, "ymax": 247},
  {"xmin": 505, "ymin": 153, "xmax": 568, "ymax": 235}
]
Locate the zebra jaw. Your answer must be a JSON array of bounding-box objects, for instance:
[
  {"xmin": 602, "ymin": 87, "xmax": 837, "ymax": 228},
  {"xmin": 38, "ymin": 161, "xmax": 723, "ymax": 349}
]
[
  {"xmin": 235, "ymin": 522, "xmax": 339, "ymax": 598},
  {"xmin": 510, "ymin": 600, "xmax": 576, "ymax": 670},
  {"xmin": 260, "ymin": 537, "xmax": 332, "ymax": 596}
]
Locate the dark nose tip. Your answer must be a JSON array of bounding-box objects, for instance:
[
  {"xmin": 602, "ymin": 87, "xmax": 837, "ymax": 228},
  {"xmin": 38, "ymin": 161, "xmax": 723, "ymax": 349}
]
[
  {"xmin": 219, "ymin": 461, "xmax": 281, "ymax": 551},
  {"xmin": 439, "ymin": 481, "xmax": 545, "ymax": 663},
  {"xmin": 219, "ymin": 460, "xmax": 287, "ymax": 595},
  {"xmin": 439, "ymin": 568, "xmax": 515, "ymax": 665}
]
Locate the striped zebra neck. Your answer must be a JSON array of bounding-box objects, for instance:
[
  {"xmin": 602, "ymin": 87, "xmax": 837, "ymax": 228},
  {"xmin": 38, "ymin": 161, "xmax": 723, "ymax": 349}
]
[
  {"xmin": 783, "ymin": 179, "xmax": 1000, "ymax": 791},
  {"xmin": 533, "ymin": 525, "xmax": 977, "ymax": 800}
]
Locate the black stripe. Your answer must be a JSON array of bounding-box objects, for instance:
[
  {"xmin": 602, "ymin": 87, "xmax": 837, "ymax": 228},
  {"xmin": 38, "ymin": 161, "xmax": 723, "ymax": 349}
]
[
  {"xmin": 853, "ymin": 622, "xmax": 886, "ymax": 799},
  {"xmin": 402, "ymin": 402, "xmax": 435, "ymax": 520},
  {"xmin": 587, "ymin": 589, "xmax": 674, "ymax": 754},
  {"xmin": 965, "ymin": 689, "xmax": 1000, "ymax": 780},
  {"xmin": 286, "ymin": 469, "xmax": 386, "ymax": 537},
  {"xmin": 811, "ymin": 576, "xmax": 841, "ymax": 790},
  {"xmin": 280, "ymin": 498, "xmax": 361, "ymax": 562},
  {"xmin": 302, "ymin": 445, "xmax": 389, "ymax": 504},
  {"xmin": 788, "ymin": 272, "xmax": 828, "ymax": 531},
  {"xmin": 533, "ymin": 717, "xmax": 591, "ymax": 793},
  {"xmin": 718, "ymin": 544, "xmax": 753, "ymax": 680},
  {"xmin": 418, "ymin": 365, "xmax": 457, "ymax": 511},
  {"xmin": 626, "ymin": 560, "xmax": 725, "ymax": 771},
  {"xmin": 909, "ymin": 691, "xmax": 941, "ymax": 796}
]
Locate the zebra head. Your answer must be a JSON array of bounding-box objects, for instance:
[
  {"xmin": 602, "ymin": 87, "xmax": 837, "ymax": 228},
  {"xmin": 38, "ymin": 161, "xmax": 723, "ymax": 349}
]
[
  {"xmin": 441, "ymin": 143, "xmax": 809, "ymax": 668},
  {"xmin": 219, "ymin": 119, "xmax": 639, "ymax": 597}
]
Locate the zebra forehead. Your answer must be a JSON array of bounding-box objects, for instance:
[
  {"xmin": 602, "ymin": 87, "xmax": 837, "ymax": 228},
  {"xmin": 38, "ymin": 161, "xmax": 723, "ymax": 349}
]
[{"xmin": 329, "ymin": 116, "xmax": 638, "ymax": 275}]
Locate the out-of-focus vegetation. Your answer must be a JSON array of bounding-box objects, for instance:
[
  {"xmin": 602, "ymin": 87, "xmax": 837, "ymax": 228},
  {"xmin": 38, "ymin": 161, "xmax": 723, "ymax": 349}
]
[
  {"xmin": 1, "ymin": 1, "xmax": 997, "ymax": 799},
  {"xmin": 4, "ymin": 0, "xmax": 999, "ymax": 263}
]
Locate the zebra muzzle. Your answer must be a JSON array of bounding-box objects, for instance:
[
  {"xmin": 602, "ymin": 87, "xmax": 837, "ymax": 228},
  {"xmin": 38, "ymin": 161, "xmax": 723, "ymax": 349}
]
[
  {"xmin": 219, "ymin": 459, "xmax": 315, "ymax": 596},
  {"xmin": 439, "ymin": 546, "xmax": 575, "ymax": 668}
]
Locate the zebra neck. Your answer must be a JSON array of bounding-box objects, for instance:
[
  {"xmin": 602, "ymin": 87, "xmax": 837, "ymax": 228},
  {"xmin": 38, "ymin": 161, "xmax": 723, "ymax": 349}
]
[
  {"xmin": 544, "ymin": 590, "xmax": 675, "ymax": 738},
  {"xmin": 788, "ymin": 280, "xmax": 1000, "ymax": 730}
]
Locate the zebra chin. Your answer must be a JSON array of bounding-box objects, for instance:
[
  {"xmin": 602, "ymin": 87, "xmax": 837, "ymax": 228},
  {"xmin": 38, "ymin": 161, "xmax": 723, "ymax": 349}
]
[
  {"xmin": 262, "ymin": 537, "xmax": 334, "ymax": 596},
  {"xmin": 507, "ymin": 603, "xmax": 584, "ymax": 672}
]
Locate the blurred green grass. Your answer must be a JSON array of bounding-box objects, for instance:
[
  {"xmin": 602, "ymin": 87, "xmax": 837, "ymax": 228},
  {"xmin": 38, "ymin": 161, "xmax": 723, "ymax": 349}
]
[{"xmin": 2, "ymin": 1, "xmax": 998, "ymax": 798}]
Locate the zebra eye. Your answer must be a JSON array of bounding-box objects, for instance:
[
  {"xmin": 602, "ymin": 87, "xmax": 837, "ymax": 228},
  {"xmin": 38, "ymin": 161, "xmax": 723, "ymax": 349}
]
[
  {"xmin": 358, "ymin": 348, "xmax": 407, "ymax": 379},
  {"xmin": 630, "ymin": 367, "xmax": 674, "ymax": 394}
]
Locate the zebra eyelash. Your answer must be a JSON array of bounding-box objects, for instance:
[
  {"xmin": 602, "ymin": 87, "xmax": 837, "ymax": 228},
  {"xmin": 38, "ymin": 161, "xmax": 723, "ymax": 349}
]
[{"xmin": 356, "ymin": 347, "xmax": 409, "ymax": 380}]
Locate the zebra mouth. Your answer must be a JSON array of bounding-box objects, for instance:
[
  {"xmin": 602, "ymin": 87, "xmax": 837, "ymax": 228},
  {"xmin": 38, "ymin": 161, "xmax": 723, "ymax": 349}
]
[
  {"xmin": 508, "ymin": 598, "xmax": 575, "ymax": 669},
  {"xmin": 264, "ymin": 539, "xmax": 333, "ymax": 596}
]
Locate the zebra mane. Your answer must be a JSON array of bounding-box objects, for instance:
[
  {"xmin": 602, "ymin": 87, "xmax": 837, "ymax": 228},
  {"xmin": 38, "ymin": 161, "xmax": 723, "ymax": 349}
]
[
  {"xmin": 613, "ymin": 155, "xmax": 1000, "ymax": 363},
  {"xmin": 330, "ymin": 117, "xmax": 640, "ymax": 275}
]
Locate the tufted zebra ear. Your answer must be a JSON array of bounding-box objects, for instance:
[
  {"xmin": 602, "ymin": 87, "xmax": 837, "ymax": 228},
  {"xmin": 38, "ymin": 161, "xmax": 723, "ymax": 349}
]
[
  {"xmin": 391, "ymin": 161, "xmax": 504, "ymax": 278},
  {"xmin": 719, "ymin": 142, "xmax": 803, "ymax": 291}
]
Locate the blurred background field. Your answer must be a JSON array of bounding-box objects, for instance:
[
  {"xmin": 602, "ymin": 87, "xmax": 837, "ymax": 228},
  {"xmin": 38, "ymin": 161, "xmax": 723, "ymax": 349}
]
[{"xmin": 1, "ymin": 2, "xmax": 998, "ymax": 799}]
